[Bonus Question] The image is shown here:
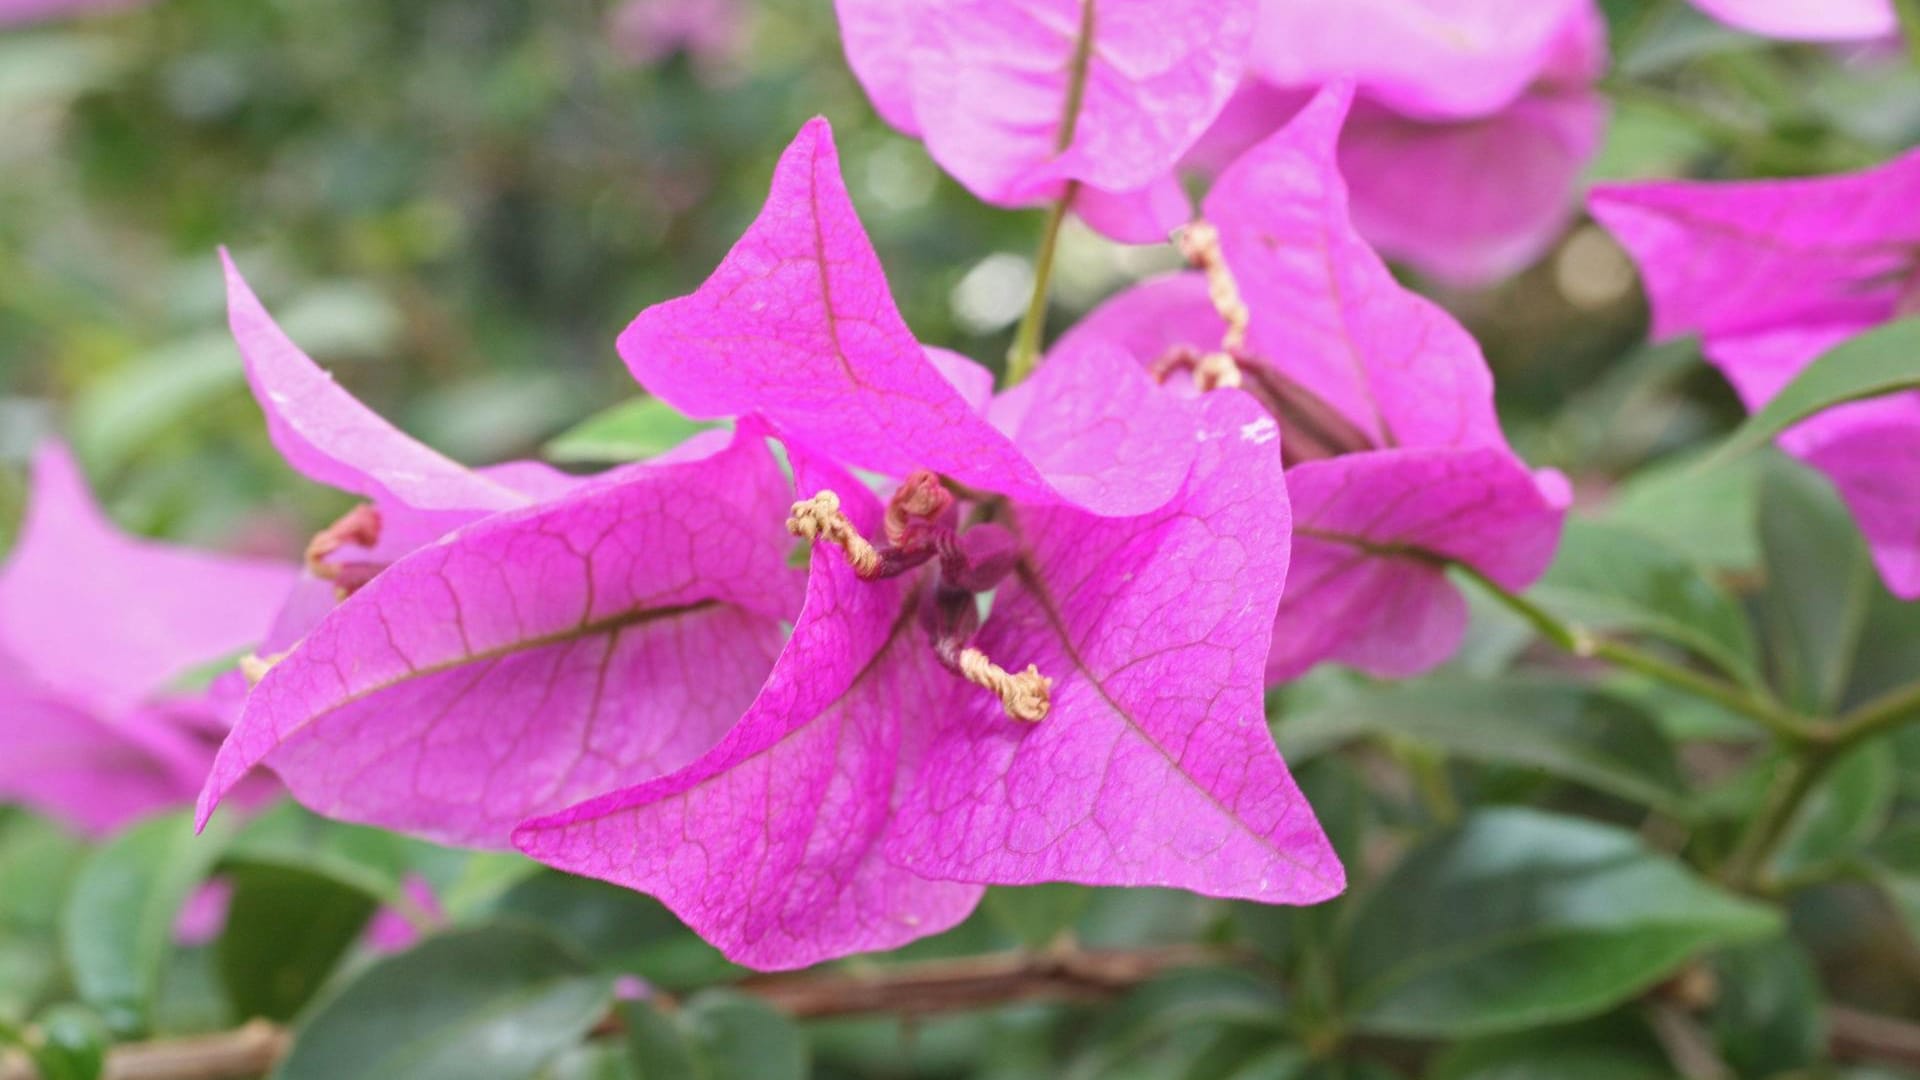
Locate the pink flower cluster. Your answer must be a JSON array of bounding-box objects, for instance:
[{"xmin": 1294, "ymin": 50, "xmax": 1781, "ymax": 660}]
[{"xmin": 4, "ymin": 0, "xmax": 1916, "ymax": 972}]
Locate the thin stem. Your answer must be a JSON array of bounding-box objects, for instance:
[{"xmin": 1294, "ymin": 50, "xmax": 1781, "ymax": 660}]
[
  {"xmin": 1456, "ymin": 565, "xmax": 1817, "ymax": 744},
  {"xmin": 1005, "ymin": 189, "xmax": 1075, "ymax": 386},
  {"xmin": 1722, "ymin": 751, "xmax": 1827, "ymax": 889},
  {"xmin": 1829, "ymin": 678, "xmax": 1920, "ymax": 748}
]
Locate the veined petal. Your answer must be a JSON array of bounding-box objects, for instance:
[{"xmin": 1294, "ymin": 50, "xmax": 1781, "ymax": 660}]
[
  {"xmin": 197, "ymin": 424, "xmax": 801, "ymax": 848},
  {"xmin": 890, "ymin": 393, "xmax": 1343, "ymax": 903},
  {"xmin": 515, "ymin": 447, "xmax": 982, "ymax": 970}
]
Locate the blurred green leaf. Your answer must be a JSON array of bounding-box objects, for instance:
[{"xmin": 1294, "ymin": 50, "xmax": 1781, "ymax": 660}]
[
  {"xmin": 224, "ymin": 801, "xmax": 420, "ymax": 911},
  {"xmin": 1341, "ymin": 808, "xmax": 1780, "ymax": 1038},
  {"xmin": 985, "ymin": 884, "xmax": 1089, "ymax": 949},
  {"xmin": 23, "ymin": 1004, "xmax": 110, "ymax": 1080},
  {"xmin": 1758, "ymin": 459, "xmax": 1875, "ymax": 714},
  {"xmin": 1530, "ymin": 520, "xmax": 1760, "ymax": 685},
  {"xmin": 1866, "ymin": 824, "xmax": 1920, "ymax": 950},
  {"xmin": 1605, "ymin": 449, "xmax": 1762, "ymax": 572},
  {"xmin": 61, "ymin": 811, "xmax": 228, "ymax": 1035},
  {"xmin": 217, "ymin": 864, "xmax": 378, "ymax": 1022},
  {"xmin": 491, "ymin": 872, "xmax": 740, "ymax": 991},
  {"xmin": 1709, "ymin": 937, "xmax": 1825, "ymax": 1076},
  {"xmin": 1276, "ymin": 678, "xmax": 1687, "ymax": 815},
  {"xmin": 276, "ymin": 923, "xmax": 612, "ymax": 1080},
  {"xmin": 70, "ymin": 334, "xmax": 243, "ymax": 475},
  {"xmin": 1770, "ymin": 740, "xmax": 1896, "ymax": 880},
  {"xmin": 1429, "ymin": 1014, "xmax": 1676, "ymax": 1080},
  {"xmin": 1066, "ymin": 968, "xmax": 1285, "ymax": 1080},
  {"xmin": 1708, "ymin": 318, "xmax": 1920, "ymax": 465},
  {"xmin": 543, "ymin": 397, "xmax": 718, "ymax": 464},
  {"xmin": 620, "ymin": 992, "xmax": 806, "ymax": 1080}
]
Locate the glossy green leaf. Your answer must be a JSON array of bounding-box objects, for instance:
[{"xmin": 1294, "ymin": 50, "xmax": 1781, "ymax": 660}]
[
  {"xmin": 543, "ymin": 397, "xmax": 718, "ymax": 464},
  {"xmin": 985, "ymin": 884, "xmax": 1089, "ymax": 949},
  {"xmin": 276, "ymin": 923, "xmax": 612, "ymax": 1080},
  {"xmin": 1429, "ymin": 1015, "xmax": 1675, "ymax": 1080},
  {"xmin": 1709, "ymin": 317, "xmax": 1920, "ymax": 464},
  {"xmin": 217, "ymin": 864, "xmax": 379, "ymax": 1022},
  {"xmin": 1341, "ymin": 808, "xmax": 1779, "ymax": 1037},
  {"xmin": 1770, "ymin": 740, "xmax": 1896, "ymax": 879},
  {"xmin": 61, "ymin": 811, "xmax": 228, "ymax": 1034},
  {"xmin": 1531, "ymin": 520, "xmax": 1759, "ymax": 684},
  {"xmin": 491, "ymin": 872, "xmax": 739, "ymax": 990},
  {"xmin": 1275, "ymin": 678, "xmax": 1687, "ymax": 815},
  {"xmin": 1710, "ymin": 937, "xmax": 1825, "ymax": 1076},
  {"xmin": 1758, "ymin": 458, "xmax": 1874, "ymax": 714}
]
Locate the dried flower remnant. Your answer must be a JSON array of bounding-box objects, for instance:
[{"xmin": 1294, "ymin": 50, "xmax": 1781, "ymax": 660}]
[
  {"xmin": 1592, "ymin": 150, "xmax": 1920, "ymax": 598},
  {"xmin": 1062, "ymin": 85, "xmax": 1569, "ymax": 680},
  {"xmin": 513, "ymin": 120, "xmax": 1340, "ymax": 971}
]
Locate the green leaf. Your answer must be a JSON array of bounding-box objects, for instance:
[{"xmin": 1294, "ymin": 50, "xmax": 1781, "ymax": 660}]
[
  {"xmin": 1275, "ymin": 678, "xmax": 1688, "ymax": 815},
  {"xmin": 1429, "ymin": 1015, "xmax": 1675, "ymax": 1080},
  {"xmin": 61, "ymin": 811, "xmax": 229, "ymax": 1035},
  {"xmin": 1708, "ymin": 317, "xmax": 1920, "ymax": 465},
  {"xmin": 24, "ymin": 1004, "xmax": 110, "ymax": 1080},
  {"xmin": 674, "ymin": 992, "xmax": 808, "ymax": 1080},
  {"xmin": 1530, "ymin": 520, "xmax": 1760, "ymax": 684},
  {"xmin": 1709, "ymin": 938, "xmax": 1825, "ymax": 1076},
  {"xmin": 1865, "ymin": 824, "xmax": 1920, "ymax": 949},
  {"xmin": 217, "ymin": 864, "xmax": 379, "ymax": 1022},
  {"xmin": 620, "ymin": 999, "xmax": 699, "ymax": 1080},
  {"xmin": 275, "ymin": 923, "xmax": 612, "ymax": 1080},
  {"xmin": 543, "ymin": 397, "xmax": 718, "ymax": 464},
  {"xmin": 1769, "ymin": 740, "xmax": 1896, "ymax": 879},
  {"xmin": 491, "ymin": 872, "xmax": 739, "ymax": 991},
  {"xmin": 1340, "ymin": 808, "xmax": 1780, "ymax": 1038},
  {"xmin": 1065, "ymin": 969, "xmax": 1285, "ymax": 1080},
  {"xmin": 1758, "ymin": 458, "xmax": 1874, "ymax": 714},
  {"xmin": 985, "ymin": 884, "xmax": 1089, "ymax": 949},
  {"xmin": 1604, "ymin": 448, "xmax": 1762, "ymax": 572},
  {"xmin": 224, "ymin": 801, "xmax": 420, "ymax": 910}
]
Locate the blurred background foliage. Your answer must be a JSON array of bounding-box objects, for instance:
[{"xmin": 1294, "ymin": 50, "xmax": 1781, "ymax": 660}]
[{"xmin": 5, "ymin": 0, "xmax": 1920, "ymax": 1078}]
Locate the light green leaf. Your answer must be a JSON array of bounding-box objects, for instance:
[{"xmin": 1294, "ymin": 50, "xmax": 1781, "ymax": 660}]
[
  {"xmin": 1770, "ymin": 740, "xmax": 1896, "ymax": 879},
  {"xmin": 61, "ymin": 811, "xmax": 229, "ymax": 1035},
  {"xmin": 1530, "ymin": 520, "xmax": 1760, "ymax": 685},
  {"xmin": 275, "ymin": 923, "xmax": 612, "ymax": 1080},
  {"xmin": 1708, "ymin": 317, "xmax": 1920, "ymax": 465},
  {"xmin": 543, "ymin": 397, "xmax": 719, "ymax": 464},
  {"xmin": 1341, "ymin": 808, "xmax": 1780, "ymax": 1038},
  {"xmin": 1275, "ymin": 678, "xmax": 1687, "ymax": 815},
  {"xmin": 1605, "ymin": 449, "xmax": 1763, "ymax": 572},
  {"xmin": 1758, "ymin": 458, "xmax": 1874, "ymax": 714}
]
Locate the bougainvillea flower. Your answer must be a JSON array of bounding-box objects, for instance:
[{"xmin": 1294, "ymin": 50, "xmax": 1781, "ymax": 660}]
[
  {"xmin": 512, "ymin": 119, "xmax": 1341, "ymax": 970},
  {"xmin": 1248, "ymin": 0, "xmax": 1591, "ymax": 120},
  {"xmin": 1062, "ymin": 85, "xmax": 1569, "ymax": 680},
  {"xmin": 1188, "ymin": 0, "xmax": 1607, "ymax": 285},
  {"xmin": 0, "ymin": 444, "xmax": 293, "ymax": 835},
  {"xmin": 835, "ymin": 0, "xmax": 1256, "ymax": 242},
  {"xmin": 1686, "ymin": 0, "xmax": 1893, "ymax": 41},
  {"xmin": 195, "ymin": 416, "xmax": 802, "ymax": 849},
  {"xmin": 1590, "ymin": 152, "xmax": 1920, "ymax": 598}
]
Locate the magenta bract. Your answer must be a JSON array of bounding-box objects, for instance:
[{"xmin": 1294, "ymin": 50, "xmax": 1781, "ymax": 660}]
[
  {"xmin": 835, "ymin": 0, "xmax": 1255, "ymax": 242},
  {"xmin": 1062, "ymin": 85, "xmax": 1568, "ymax": 680},
  {"xmin": 1686, "ymin": 0, "xmax": 1893, "ymax": 40},
  {"xmin": 1591, "ymin": 152, "xmax": 1920, "ymax": 598},
  {"xmin": 514, "ymin": 119, "xmax": 1341, "ymax": 970},
  {"xmin": 0, "ymin": 444, "xmax": 293, "ymax": 835}
]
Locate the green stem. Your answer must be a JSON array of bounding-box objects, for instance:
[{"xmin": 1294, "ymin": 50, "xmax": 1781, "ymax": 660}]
[
  {"xmin": 1829, "ymin": 678, "xmax": 1920, "ymax": 755},
  {"xmin": 1723, "ymin": 751, "xmax": 1827, "ymax": 890},
  {"xmin": 1457, "ymin": 565, "xmax": 1817, "ymax": 744},
  {"xmin": 1004, "ymin": 190, "xmax": 1075, "ymax": 387}
]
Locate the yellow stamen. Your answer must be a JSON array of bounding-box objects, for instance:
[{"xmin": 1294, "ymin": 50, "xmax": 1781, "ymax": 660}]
[
  {"xmin": 1176, "ymin": 220, "xmax": 1250, "ymax": 391},
  {"xmin": 786, "ymin": 491, "xmax": 882, "ymax": 577},
  {"xmin": 958, "ymin": 646, "xmax": 1052, "ymax": 723}
]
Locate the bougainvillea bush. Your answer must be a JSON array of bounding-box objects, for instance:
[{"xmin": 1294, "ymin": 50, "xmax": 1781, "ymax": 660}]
[{"xmin": 4, "ymin": 0, "xmax": 1920, "ymax": 1077}]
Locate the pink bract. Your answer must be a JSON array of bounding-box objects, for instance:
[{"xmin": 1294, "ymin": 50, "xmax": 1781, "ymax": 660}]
[
  {"xmin": 514, "ymin": 119, "xmax": 1340, "ymax": 969},
  {"xmin": 0, "ymin": 0, "xmax": 150, "ymax": 26},
  {"xmin": 835, "ymin": 0, "xmax": 1255, "ymax": 242},
  {"xmin": 0, "ymin": 444, "xmax": 294, "ymax": 835},
  {"xmin": 1061, "ymin": 85, "xmax": 1568, "ymax": 680},
  {"xmin": 1686, "ymin": 0, "xmax": 1894, "ymax": 41},
  {"xmin": 195, "ymin": 421, "xmax": 803, "ymax": 848},
  {"xmin": 1591, "ymin": 152, "xmax": 1920, "ymax": 598}
]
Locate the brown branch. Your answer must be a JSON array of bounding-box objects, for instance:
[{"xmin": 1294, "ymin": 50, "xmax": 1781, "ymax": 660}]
[
  {"xmin": 0, "ymin": 946, "xmax": 1228, "ymax": 1080},
  {"xmin": 1830, "ymin": 1005, "xmax": 1920, "ymax": 1071}
]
